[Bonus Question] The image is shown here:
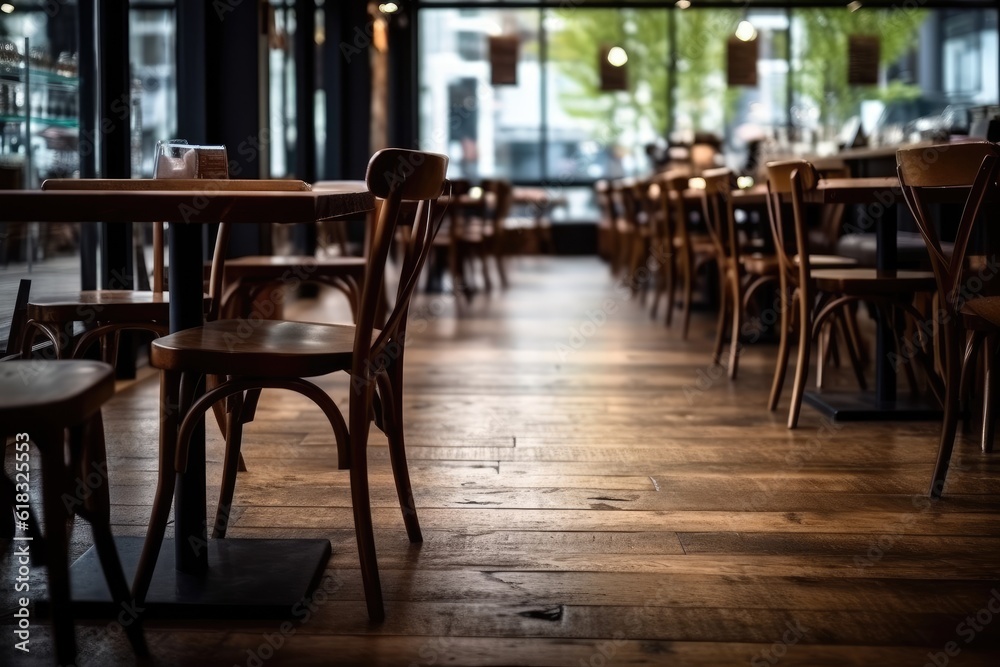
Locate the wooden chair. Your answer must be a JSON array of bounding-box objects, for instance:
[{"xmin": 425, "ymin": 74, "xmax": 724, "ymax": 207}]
[
  {"xmin": 698, "ymin": 169, "xmax": 744, "ymax": 377},
  {"xmin": 610, "ymin": 178, "xmax": 647, "ymax": 284},
  {"xmin": 470, "ymin": 178, "xmax": 512, "ymax": 290},
  {"xmin": 132, "ymin": 148, "xmax": 449, "ymax": 622},
  {"xmin": 594, "ymin": 179, "xmax": 619, "ymax": 268},
  {"xmin": 19, "ymin": 178, "xmax": 219, "ymax": 363},
  {"xmin": 428, "ymin": 178, "xmax": 477, "ymax": 298},
  {"xmin": 897, "ymin": 141, "xmax": 1000, "ymax": 496},
  {"xmin": 0, "ymin": 360, "xmax": 147, "ymax": 665},
  {"xmin": 620, "ymin": 177, "xmax": 656, "ymax": 296},
  {"xmin": 654, "ymin": 171, "xmax": 717, "ymax": 338},
  {"xmin": 217, "ymin": 181, "xmax": 369, "ymax": 321},
  {"xmin": 765, "ymin": 160, "xmax": 938, "ymax": 428}
]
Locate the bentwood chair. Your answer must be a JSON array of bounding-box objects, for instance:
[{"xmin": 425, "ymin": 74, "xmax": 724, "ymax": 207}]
[
  {"xmin": 654, "ymin": 171, "xmax": 717, "ymax": 338},
  {"xmin": 613, "ymin": 178, "xmax": 651, "ymax": 287},
  {"xmin": 452, "ymin": 178, "xmax": 511, "ymax": 293},
  {"xmin": 132, "ymin": 149, "xmax": 449, "ymax": 622},
  {"xmin": 765, "ymin": 160, "xmax": 938, "ymax": 428},
  {"xmin": 0, "ymin": 360, "xmax": 147, "ymax": 665},
  {"xmin": 897, "ymin": 141, "xmax": 1000, "ymax": 496},
  {"xmin": 594, "ymin": 179, "xmax": 620, "ymax": 268},
  {"xmin": 698, "ymin": 169, "xmax": 745, "ymax": 377},
  {"xmin": 20, "ymin": 181, "xmax": 174, "ymax": 362}
]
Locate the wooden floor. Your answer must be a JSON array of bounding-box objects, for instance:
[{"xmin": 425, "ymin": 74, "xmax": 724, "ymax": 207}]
[{"xmin": 3, "ymin": 256, "xmax": 1000, "ymax": 666}]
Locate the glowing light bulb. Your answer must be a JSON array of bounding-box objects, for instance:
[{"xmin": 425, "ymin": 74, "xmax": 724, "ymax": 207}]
[
  {"xmin": 606, "ymin": 46, "xmax": 628, "ymax": 67},
  {"xmin": 735, "ymin": 20, "xmax": 757, "ymax": 42}
]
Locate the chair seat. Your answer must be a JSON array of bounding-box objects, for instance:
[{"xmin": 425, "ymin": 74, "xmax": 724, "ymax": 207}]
[
  {"xmin": 0, "ymin": 360, "xmax": 114, "ymax": 424},
  {"xmin": 797, "ymin": 254, "xmax": 859, "ymax": 268},
  {"xmin": 27, "ymin": 291, "xmax": 210, "ymax": 322},
  {"xmin": 741, "ymin": 253, "xmax": 779, "ymax": 275},
  {"xmin": 962, "ymin": 296, "xmax": 1000, "ymax": 329},
  {"xmin": 223, "ymin": 255, "xmax": 366, "ymax": 280},
  {"xmin": 811, "ymin": 268, "xmax": 937, "ymax": 294},
  {"xmin": 149, "ymin": 319, "xmax": 374, "ymax": 377}
]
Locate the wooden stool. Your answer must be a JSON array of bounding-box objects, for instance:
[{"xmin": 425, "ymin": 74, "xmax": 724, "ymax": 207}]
[{"xmin": 1, "ymin": 360, "xmax": 147, "ymax": 665}]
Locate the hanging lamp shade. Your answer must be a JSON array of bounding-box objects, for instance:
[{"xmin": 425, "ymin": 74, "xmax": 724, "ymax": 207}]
[
  {"xmin": 489, "ymin": 35, "xmax": 520, "ymax": 86},
  {"xmin": 848, "ymin": 35, "xmax": 880, "ymax": 86},
  {"xmin": 599, "ymin": 44, "xmax": 628, "ymax": 92},
  {"xmin": 726, "ymin": 35, "xmax": 758, "ymax": 87}
]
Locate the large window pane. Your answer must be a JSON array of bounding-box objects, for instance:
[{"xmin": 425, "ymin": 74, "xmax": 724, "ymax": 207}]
[
  {"xmin": 130, "ymin": 9, "xmax": 176, "ymax": 177},
  {"xmin": 547, "ymin": 8, "xmax": 667, "ymax": 180},
  {"xmin": 791, "ymin": 7, "xmax": 998, "ymax": 152},
  {"xmin": 420, "ymin": 8, "xmax": 542, "ymax": 181}
]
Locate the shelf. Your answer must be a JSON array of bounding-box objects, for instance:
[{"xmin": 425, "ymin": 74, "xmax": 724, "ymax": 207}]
[
  {"xmin": 0, "ymin": 68, "xmax": 79, "ymax": 86},
  {"xmin": 0, "ymin": 114, "xmax": 78, "ymax": 128}
]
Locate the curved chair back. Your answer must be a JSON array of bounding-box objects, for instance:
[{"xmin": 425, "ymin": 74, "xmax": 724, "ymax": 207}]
[
  {"xmin": 765, "ymin": 160, "xmax": 819, "ymax": 285},
  {"xmin": 358, "ymin": 149, "xmax": 449, "ymax": 374},
  {"xmin": 699, "ymin": 167, "xmax": 738, "ymax": 264},
  {"xmin": 897, "ymin": 141, "xmax": 1000, "ymax": 313}
]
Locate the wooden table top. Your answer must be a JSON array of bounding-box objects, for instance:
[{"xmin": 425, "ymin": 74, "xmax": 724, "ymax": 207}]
[
  {"xmin": 0, "ymin": 180, "xmax": 374, "ymax": 224},
  {"xmin": 811, "ymin": 177, "xmax": 900, "ymax": 203}
]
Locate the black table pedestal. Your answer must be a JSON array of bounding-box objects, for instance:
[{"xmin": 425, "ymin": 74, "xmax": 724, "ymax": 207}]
[{"xmin": 62, "ymin": 536, "xmax": 332, "ymax": 618}]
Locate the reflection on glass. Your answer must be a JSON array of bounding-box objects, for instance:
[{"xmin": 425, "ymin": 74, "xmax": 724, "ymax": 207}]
[
  {"xmin": 420, "ymin": 8, "xmax": 542, "ymax": 181},
  {"xmin": 131, "ymin": 9, "xmax": 177, "ymax": 177}
]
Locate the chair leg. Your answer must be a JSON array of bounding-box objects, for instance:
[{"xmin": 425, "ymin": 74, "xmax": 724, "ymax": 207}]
[
  {"xmin": 493, "ymin": 242, "xmax": 508, "ymax": 289},
  {"xmin": 377, "ymin": 361, "xmax": 422, "ymax": 543},
  {"xmin": 681, "ymin": 250, "xmax": 694, "ymax": 340},
  {"xmin": 664, "ymin": 253, "xmax": 676, "ymax": 327},
  {"xmin": 843, "ymin": 302, "xmax": 868, "ymax": 365},
  {"xmin": 982, "ymin": 334, "xmax": 998, "ymax": 454},
  {"xmin": 711, "ymin": 271, "xmax": 729, "ymax": 366},
  {"xmin": 76, "ymin": 413, "xmax": 148, "ymax": 656},
  {"xmin": 931, "ymin": 323, "xmax": 963, "ymax": 498},
  {"xmin": 816, "ymin": 321, "xmax": 829, "ymax": 390},
  {"xmin": 836, "ymin": 311, "xmax": 867, "ymax": 391},
  {"xmin": 133, "ymin": 370, "xmax": 182, "ymax": 606},
  {"xmin": 768, "ymin": 284, "xmax": 793, "ymax": 412},
  {"xmin": 787, "ymin": 288, "xmax": 813, "ymax": 429},
  {"xmin": 649, "ymin": 248, "xmax": 664, "ymax": 319},
  {"xmin": 38, "ymin": 425, "xmax": 76, "ymax": 667},
  {"xmin": 349, "ymin": 380, "xmax": 385, "ymax": 622},
  {"xmin": 214, "ymin": 393, "xmax": 248, "ymax": 540},
  {"xmin": 728, "ymin": 271, "xmax": 743, "ymax": 380},
  {"xmin": 959, "ymin": 330, "xmax": 985, "ymax": 430},
  {"xmin": 479, "ymin": 246, "xmax": 492, "ymax": 293}
]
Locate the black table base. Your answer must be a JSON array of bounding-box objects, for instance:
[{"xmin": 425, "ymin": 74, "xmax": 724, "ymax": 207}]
[
  {"xmin": 803, "ymin": 389, "xmax": 942, "ymax": 422},
  {"xmin": 60, "ymin": 537, "xmax": 331, "ymax": 619}
]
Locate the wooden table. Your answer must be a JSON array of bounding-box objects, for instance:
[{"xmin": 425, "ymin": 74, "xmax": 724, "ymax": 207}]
[
  {"xmin": 800, "ymin": 176, "xmax": 942, "ymax": 422},
  {"xmin": 725, "ymin": 176, "xmax": 935, "ymax": 421},
  {"xmin": 0, "ymin": 181, "xmax": 374, "ymax": 616}
]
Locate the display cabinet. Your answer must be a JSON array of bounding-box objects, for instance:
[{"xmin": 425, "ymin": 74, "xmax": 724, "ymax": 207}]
[{"xmin": 0, "ymin": 37, "xmax": 79, "ymax": 188}]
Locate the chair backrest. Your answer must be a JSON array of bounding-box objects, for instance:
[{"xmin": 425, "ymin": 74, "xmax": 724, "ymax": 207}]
[
  {"xmin": 656, "ymin": 170, "xmax": 694, "ymax": 247},
  {"xmin": 699, "ymin": 167, "xmax": 738, "ymax": 263},
  {"xmin": 1, "ymin": 279, "xmax": 31, "ymax": 361},
  {"xmin": 357, "ymin": 149, "xmax": 449, "ymax": 382},
  {"xmin": 897, "ymin": 141, "xmax": 1000, "ymax": 312},
  {"xmin": 480, "ymin": 178, "xmax": 513, "ymax": 235},
  {"xmin": 617, "ymin": 178, "xmax": 645, "ymax": 232},
  {"xmin": 811, "ymin": 159, "xmax": 851, "ymax": 249},
  {"xmin": 765, "ymin": 160, "xmax": 819, "ymax": 285}
]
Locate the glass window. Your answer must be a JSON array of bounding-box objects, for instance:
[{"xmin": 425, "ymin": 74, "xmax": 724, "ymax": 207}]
[
  {"xmin": 130, "ymin": 9, "xmax": 176, "ymax": 177},
  {"xmin": 420, "ymin": 8, "xmax": 542, "ymax": 181},
  {"xmin": 547, "ymin": 8, "xmax": 667, "ymax": 180}
]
